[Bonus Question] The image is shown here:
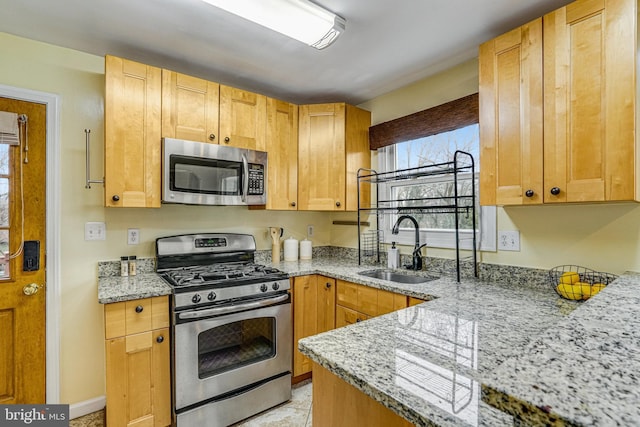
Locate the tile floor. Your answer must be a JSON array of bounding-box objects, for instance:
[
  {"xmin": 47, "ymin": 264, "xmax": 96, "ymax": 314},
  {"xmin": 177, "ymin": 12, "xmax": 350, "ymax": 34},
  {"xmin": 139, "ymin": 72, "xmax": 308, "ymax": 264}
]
[
  {"xmin": 69, "ymin": 381, "xmax": 313, "ymax": 427},
  {"xmin": 233, "ymin": 381, "xmax": 312, "ymax": 427}
]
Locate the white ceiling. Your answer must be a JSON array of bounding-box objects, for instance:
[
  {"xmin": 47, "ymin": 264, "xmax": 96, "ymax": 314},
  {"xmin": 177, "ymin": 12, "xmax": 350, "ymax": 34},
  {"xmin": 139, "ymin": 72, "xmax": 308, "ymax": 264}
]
[{"xmin": 0, "ymin": 0, "xmax": 573, "ymax": 105}]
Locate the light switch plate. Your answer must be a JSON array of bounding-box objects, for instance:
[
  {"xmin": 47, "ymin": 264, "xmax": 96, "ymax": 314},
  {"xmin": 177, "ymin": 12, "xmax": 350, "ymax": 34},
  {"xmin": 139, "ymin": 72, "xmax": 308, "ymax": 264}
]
[
  {"xmin": 498, "ymin": 230, "xmax": 520, "ymax": 251},
  {"xmin": 85, "ymin": 222, "xmax": 106, "ymax": 241}
]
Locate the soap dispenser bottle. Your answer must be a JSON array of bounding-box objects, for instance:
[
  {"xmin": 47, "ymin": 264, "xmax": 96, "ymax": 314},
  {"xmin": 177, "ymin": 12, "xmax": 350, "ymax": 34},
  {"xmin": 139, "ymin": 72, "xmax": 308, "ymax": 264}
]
[{"xmin": 388, "ymin": 242, "xmax": 400, "ymax": 269}]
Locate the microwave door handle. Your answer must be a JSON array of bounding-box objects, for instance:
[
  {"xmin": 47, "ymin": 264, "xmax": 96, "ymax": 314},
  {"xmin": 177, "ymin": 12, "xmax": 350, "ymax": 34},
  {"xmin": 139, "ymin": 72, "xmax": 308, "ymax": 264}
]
[
  {"xmin": 241, "ymin": 153, "xmax": 249, "ymax": 203},
  {"xmin": 178, "ymin": 293, "xmax": 289, "ymax": 320}
]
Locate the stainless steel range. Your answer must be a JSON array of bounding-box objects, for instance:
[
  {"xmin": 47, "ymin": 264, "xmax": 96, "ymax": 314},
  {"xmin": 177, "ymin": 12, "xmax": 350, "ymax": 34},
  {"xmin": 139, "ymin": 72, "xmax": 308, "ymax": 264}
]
[{"xmin": 157, "ymin": 233, "xmax": 292, "ymax": 427}]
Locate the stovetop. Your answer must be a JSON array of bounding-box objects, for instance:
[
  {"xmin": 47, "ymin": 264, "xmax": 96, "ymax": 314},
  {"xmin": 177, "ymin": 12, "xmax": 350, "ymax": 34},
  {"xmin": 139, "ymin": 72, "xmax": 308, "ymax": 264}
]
[
  {"xmin": 156, "ymin": 233, "xmax": 291, "ymax": 310},
  {"xmin": 161, "ymin": 262, "xmax": 288, "ymax": 290}
]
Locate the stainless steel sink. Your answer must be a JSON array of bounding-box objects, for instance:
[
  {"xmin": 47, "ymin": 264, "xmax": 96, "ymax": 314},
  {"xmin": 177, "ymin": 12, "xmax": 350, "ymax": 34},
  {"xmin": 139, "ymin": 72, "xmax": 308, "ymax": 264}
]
[{"xmin": 358, "ymin": 270, "xmax": 437, "ymax": 284}]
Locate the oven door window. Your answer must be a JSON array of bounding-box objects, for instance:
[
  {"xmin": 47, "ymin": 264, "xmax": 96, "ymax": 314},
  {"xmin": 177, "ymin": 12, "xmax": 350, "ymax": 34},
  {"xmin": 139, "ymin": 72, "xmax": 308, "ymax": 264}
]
[
  {"xmin": 198, "ymin": 316, "xmax": 276, "ymax": 379},
  {"xmin": 170, "ymin": 155, "xmax": 242, "ymax": 195}
]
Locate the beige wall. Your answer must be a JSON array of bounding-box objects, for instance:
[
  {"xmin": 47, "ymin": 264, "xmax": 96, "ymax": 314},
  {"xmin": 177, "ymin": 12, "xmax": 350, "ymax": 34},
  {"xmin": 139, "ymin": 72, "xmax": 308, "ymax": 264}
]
[
  {"xmin": 0, "ymin": 32, "xmax": 332, "ymax": 405},
  {"xmin": 3, "ymin": 22, "xmax": 638, "ymax": 407},
  {"xmin": 356, "ymin": 57, "xmax": 640, "ymax": 275}
]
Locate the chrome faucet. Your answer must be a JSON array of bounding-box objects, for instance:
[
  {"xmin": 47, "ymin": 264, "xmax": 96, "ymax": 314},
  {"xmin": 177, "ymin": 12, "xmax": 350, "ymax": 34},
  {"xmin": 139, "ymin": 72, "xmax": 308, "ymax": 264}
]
[{"xmin": 391, "ymin": 215, "xmax": 425, "ymax": 270}]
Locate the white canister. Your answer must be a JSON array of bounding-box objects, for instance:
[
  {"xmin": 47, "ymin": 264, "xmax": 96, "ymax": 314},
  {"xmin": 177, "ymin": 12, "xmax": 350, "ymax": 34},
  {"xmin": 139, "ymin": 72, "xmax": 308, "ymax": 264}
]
[
  {"xmin": 299, "ymin": 239, "xmax": 312, "ymax": 260},
  {"xmin": 283, "ymin": 237, "xmax": 299, "ymax": 261}
]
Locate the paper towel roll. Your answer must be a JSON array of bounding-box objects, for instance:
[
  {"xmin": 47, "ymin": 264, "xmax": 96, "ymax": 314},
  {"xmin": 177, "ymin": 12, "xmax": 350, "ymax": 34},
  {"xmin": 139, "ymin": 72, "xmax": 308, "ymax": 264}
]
[
  {"xmin": 284, "ymin": 237, "xmax": 299, "ymax": 261},
  {"xmin": 300, "ymin": 239, "xmax": 312, "ymax": 260}
]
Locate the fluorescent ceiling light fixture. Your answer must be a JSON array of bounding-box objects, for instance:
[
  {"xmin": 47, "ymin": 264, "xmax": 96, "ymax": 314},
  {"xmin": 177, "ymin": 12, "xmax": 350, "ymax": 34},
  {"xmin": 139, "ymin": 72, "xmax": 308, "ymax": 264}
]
[{"xmin": 203, "ymin": 0, "xmax": 346, "ymax": 49}]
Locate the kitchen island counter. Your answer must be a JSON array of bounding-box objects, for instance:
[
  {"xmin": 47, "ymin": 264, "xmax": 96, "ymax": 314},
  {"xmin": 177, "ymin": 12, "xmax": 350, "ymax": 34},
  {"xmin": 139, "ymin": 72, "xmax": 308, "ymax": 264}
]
[{"xmin": 292, "ymin": 258, "xmax": 639, "ymax": 426}]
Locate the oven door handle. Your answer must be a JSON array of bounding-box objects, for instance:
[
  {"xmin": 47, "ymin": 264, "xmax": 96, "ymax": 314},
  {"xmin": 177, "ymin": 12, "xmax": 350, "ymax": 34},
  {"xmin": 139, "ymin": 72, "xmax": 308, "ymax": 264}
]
[
  {"xmin": 241, "ymin": 153, "xmax": 249, "ymax": 203},
  {"xmin": 177, "ymin": 293, "xmax": 289, "ymax": 320}
]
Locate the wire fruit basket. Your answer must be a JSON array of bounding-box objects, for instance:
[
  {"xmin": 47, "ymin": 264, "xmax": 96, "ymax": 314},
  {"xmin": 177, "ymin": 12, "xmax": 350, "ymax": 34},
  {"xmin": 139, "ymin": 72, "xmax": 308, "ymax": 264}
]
[{"xmin": 549, "ymin": 265, "xmax": 617, "ymax": 301}]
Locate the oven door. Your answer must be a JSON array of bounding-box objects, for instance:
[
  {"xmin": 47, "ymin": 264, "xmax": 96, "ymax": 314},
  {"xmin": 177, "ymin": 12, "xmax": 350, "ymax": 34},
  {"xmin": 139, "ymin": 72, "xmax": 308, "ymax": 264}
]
[{"xmin": 174, "ymin": 294, "xmax": 291, "ymax": 410}]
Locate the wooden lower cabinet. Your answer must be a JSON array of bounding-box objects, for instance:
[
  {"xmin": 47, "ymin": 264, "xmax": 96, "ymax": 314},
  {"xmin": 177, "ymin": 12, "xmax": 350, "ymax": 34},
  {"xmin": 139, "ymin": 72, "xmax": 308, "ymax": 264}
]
[
  {"xmin": 335, "ymin": 305, "xmax": 368, "ymax": 328},
  {"xmin": 313, "ymin": 363, "xmax": 413, "ymax": 427},
  {"xmin": 104, "ymin": 296, "xmax": 171, "ymax": 427},
  {"xmin": 293, "ymin": 275, "xmax": 336, "ymax": 378},
  {"xmin": 335, "ymin": 280, "xmax": 421, "ymax": 327}
]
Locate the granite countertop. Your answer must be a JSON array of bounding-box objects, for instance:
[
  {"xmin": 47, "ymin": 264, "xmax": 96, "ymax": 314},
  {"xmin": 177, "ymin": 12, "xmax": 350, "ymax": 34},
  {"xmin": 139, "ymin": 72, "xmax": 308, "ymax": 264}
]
[
  {"xmin": 97, "ymin": 274, "xmax": 172, "ymax": 304},
  {"xmin": 96, "ymin": 255, "xmax": 638, "ymax": 426},
  {"xmin": 297, "ymin": 264, "xmax": 640, "ymax": 426}
]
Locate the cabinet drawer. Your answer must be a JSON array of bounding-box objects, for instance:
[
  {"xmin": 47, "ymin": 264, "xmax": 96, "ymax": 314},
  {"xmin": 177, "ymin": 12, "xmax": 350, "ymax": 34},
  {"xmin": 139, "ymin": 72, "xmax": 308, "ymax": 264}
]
[
  {"xmin": 105, "ymin": 296, "xmax": 169, "ymax": 339},
  {"xmin": 357, "ymin": 285, "xmax": 378, "ymax": 317},
  {"xmin": 377, "ymin": 290, "xmax": 408, "ymax": 315},
  {"xmin": 336, "ymin": 280, "xmax": 359, "ymax": 311},
  {"xmin": 335, "ymin": 305, "xmax": 367, "ymax": 329}
]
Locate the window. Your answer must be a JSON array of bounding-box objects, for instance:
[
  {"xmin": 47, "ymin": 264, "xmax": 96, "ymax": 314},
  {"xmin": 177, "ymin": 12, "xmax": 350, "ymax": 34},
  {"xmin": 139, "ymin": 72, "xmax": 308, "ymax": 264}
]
[{"xmin": 377, "ymin": 124, "xmax": 496, "ymax": 251}]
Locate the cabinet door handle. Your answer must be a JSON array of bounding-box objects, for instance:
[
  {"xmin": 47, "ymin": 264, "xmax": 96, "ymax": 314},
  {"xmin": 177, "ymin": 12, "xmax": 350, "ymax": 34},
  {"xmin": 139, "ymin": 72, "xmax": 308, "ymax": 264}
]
[
  {"xmin": 290, "ymin": 201, "xmax": 296, "ymax": 207},
  {"xmin": 550, "ymin": 187, "xmax": 561, "ymax": 196},
  {"xmin": 209, "ymin": 134, "xmax": 216, "ymax": 141},
  {"xmin": 356, "ymin": 318, "xmax": 362, "ymax": 323},
  {"xmin": 135, "ymin": 305, "xmax": 144, "ymax": 313},
  {"xmin": 335, "ymin": 201, "xmax": 341, "ymax": 207},
  {"xmin": 156, "ymin": 335, "xmax": 164, "ymax": 344},
  {"xmin": 224, "ymin": 137, "xmax": 230, "ymax": 143},
  {"xmin": 525, "ymin": 190, "xmax": 534, "ymax": 197},
  {"xmin": 112, "ymin": 195, "xmax": 120, "ymax": 202},
  {"xmin": 325, "ymin": 282, "xmax": 332, "ymax": 289}
]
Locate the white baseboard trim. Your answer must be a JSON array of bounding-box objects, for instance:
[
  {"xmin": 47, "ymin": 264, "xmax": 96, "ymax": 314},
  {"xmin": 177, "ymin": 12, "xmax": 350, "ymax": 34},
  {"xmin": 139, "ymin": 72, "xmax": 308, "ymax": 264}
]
[{"xmin": 69, "ymin": 396, "xmax": 106, "ymax": 420}]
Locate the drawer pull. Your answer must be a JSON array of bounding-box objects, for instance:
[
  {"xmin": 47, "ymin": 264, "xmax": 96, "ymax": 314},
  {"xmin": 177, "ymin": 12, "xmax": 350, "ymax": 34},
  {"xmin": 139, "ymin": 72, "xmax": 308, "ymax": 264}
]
[
  {"xmin": 156, "ymin": 335, "xmax": 164, "ymax": 344},
  {"xmin": 135, "ymin": 305, "xmax": 143, "ymax": 313}
]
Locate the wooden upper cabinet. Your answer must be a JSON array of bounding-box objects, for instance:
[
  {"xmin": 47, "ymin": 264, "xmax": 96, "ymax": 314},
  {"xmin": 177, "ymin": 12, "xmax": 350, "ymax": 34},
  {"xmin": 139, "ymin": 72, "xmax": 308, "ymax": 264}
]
[
  {"xmin": 266, "ymin": 98, "xmax": 299, "ymax": 210},
  {"xmin": 105, "ymin": 55, "xmax": 162, "ymax": 208},
  {"xmin": 219, "ymin": 85, "xmax": 267, "ymax": 151},
  {"xmin": 479, "ymin": 18, "xmax": 543, "ymax": 206},
  {"xmin": 480, "ymin": 0, "xmax": 636, "ymax": 206},
  {"xmin": 298, "ymin": 103, "xmax": 371, "ymax": 211},
  {"xmin": 161, "ymin": 70, "xmax": 220, "ymax": 143},
  {"xmin": 543, "ymin": 0, "xmax": 636, "ymax": 203}
]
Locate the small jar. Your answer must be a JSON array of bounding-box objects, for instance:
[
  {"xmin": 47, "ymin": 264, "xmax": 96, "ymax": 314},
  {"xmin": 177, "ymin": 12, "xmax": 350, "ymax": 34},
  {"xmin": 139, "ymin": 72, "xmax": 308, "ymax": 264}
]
[
  {"xmin": 120, "ymin": 256, "xmax": 129, "ymax": 277},
  {"xmin": 128, "ymin": 256, "xmax": 137, "ymax": 276}
]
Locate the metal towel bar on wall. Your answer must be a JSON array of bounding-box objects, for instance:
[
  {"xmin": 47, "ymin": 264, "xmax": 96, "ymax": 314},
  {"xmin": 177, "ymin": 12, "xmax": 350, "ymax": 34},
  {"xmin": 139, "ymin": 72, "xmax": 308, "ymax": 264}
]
[{"xmin": 85, "ymin": 129, "xmax": 104, "ymax": 189}]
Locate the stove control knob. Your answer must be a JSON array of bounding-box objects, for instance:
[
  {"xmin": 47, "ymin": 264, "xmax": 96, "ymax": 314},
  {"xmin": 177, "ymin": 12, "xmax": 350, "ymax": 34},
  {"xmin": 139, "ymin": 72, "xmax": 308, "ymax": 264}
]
[
  {"xmin": 207, "ymin": 291, "xmax": 217, "ymax": 301},
  {"xmin": 272, "ymin": 283, "xmax": 280, "ymax": 291},
  {"xmin": 260, "ymin": 284, "xmax": 268, "ymax": 293},
  {"xmin": 192, "ymin": 294, "xmax": 202, "ymax": 304}
]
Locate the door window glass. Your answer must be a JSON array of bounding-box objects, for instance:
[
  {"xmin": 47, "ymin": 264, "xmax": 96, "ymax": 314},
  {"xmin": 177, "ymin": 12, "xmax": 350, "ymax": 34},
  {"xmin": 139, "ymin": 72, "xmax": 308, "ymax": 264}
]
[{"xmin": 0, "ymin": 144, "xmax": 10, "ymax": 278}]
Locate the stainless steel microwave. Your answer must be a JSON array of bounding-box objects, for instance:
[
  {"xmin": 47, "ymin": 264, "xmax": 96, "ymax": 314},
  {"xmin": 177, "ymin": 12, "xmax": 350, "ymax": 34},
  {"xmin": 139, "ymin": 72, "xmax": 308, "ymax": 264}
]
[{"xmin": 162, "ymin": 138, "xmax": 267, "ymax": 206}]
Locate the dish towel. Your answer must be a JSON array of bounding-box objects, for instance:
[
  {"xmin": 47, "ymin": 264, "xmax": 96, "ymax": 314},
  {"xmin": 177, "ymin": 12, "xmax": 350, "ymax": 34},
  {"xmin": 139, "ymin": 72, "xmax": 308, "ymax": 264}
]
[{"xmin": 0, "ymin": 111, "xmax": 19, "ymax": 145}]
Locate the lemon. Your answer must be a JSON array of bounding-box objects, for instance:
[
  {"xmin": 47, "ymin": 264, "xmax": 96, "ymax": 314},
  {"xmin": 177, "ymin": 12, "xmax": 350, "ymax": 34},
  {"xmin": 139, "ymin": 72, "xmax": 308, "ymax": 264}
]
[
  {"xmin": 579, "ymin": 282, "xmax": 606, "ymax": 300},
  {"xmin": 559, "ymin": 271, "xmax": 580, "ymax": 285},
  {"xmin": 556, "ymin": 283, "xmax": 583, "ymax": 300}
]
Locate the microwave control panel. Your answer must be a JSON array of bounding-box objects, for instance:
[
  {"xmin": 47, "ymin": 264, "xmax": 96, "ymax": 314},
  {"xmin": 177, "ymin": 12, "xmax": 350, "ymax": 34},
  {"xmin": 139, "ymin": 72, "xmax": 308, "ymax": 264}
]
[{"xmin": 247, "ymin": 164, "xmax": 265, "ymax": 195}]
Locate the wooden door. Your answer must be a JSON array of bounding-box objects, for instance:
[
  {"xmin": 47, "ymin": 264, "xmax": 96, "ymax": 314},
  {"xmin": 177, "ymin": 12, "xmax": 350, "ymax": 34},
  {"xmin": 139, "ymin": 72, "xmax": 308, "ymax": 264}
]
[
  {"xmin": 543, "ymin": 0, "xmax": 636, "ymax": 203},
  {"xmin": 266, "ymin": 98, "xmax": 298, "ymax": 210},
  {"xmin": 479, "ymin": 18, "xmax": 543, "ymax": 206},
  {"xmin": 292, "ymin": 275, "xmax": 318, "ymax": 377},
  {"xmin": 219, "ymin": 85, "xmax": 266, "ymax": 151},
  {"xmin": 0, "ymin": 97, "xmax": 47, "ymax": 403},
  {"xmin": 105, "ymin": 55, "xmax": 162, "ymax": 208},
  {"xmin": 298, "ymin": 103, "xmax": 346, "ymax": 211},
  {"xmin": 162, "ymin": 70, "xmax": 219, "ymax": 144}
]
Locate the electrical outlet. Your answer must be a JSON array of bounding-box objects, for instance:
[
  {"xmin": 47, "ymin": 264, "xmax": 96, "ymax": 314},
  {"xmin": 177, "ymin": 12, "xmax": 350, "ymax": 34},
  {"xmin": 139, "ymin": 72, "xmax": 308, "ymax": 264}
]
[
  {"xmin": 307, "ymin": 225, "xmax": 314, "ymax": 237},
  {"xmin": 128, "ymin": 228, "xmax": 140, "ymax": 245},
  {"xmin": 85, "ymin": 222, "xmax": 106, "ymax": 241},
  {"xmin": 498, "ymin": 230, "xmax": 520, "ymax": 251}
]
